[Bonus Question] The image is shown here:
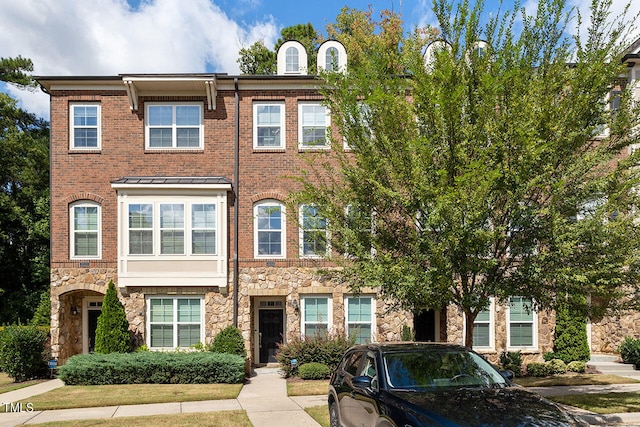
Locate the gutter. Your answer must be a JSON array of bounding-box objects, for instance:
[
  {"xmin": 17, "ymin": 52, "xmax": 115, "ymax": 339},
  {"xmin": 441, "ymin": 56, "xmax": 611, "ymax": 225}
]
[{"xmin": 233, "ymin": 77, "xmax": 239, "ymax": 327}]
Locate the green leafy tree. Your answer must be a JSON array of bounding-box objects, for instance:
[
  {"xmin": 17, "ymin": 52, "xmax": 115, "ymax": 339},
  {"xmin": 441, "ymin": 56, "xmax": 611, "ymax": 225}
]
[
  {"xmin": 0, "ymin": 56, "xmax": 50, "ymax": 324},
  {"xmin": 238, "ymin": 40, "xmax": 276, "ymax": 74},
  {"xmin": 294, "ymin": 0, "xmax": 640, "ymax": 347},
  {"xmin": 550, "ymin": 295, "xmax": 591, "ymax": 362},
  {"xmin": 94, "ymin": 281, "xmax": 131, "ymax": 353},
  {"xmin": 30, "ymin": 290, "xmax": 51, "ymax": 327}
]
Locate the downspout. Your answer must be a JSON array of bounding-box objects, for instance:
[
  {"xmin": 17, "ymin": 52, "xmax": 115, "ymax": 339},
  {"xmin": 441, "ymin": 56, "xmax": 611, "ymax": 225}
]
[{"xmin": 233, "ymin": 78, "xmax": 239, "ymax": 327}]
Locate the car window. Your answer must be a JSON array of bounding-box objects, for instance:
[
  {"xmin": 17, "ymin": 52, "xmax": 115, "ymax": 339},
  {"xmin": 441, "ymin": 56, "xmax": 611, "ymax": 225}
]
[
  {"xmin": 357, "ymin": 351, "xmax": 379, "ymax": 389},
  {"xmin": 344, "ymin": 351, "xmax": 365, "ymax": 376}
]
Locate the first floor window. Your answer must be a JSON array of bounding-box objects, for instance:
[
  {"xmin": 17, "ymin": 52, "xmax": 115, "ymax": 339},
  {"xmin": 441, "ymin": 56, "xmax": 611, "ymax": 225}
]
[
  {"xmin": 300, "ymin": 205, "xmax": 328, "ymax": 258},
  {"xmin": 71, "ymin": 202, "xmax": 100, "ymax": 258},
  {"xmin": 148, "ymin": 297, "xmax": 202, "ymax": 349},
  {"xmin": 473, "ymin": 299, "xmax": 494, "ymax": 349},
  {"xmin": 346, "ymin": 296, "xmax": 374, "ymax": 344},
  {"xmin": 509, "ymin": 296, "xmax": 536, "ymax": 348},
  {"xmin": 302, "ymin": 296, "xmax": 331, "ymax": 338}
]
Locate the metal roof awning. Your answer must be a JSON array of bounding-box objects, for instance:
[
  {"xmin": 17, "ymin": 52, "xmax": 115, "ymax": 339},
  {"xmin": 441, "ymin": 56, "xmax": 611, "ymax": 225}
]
[{"xmin": 111, "ymin": 176, "xmax": 232, "ymax": 190}]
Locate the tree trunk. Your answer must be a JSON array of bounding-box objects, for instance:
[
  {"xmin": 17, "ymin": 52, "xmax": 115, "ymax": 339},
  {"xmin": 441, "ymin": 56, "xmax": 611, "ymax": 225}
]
[{"xmin": 464, "ymin": 308, "xmax": 476, "ymax": 349}]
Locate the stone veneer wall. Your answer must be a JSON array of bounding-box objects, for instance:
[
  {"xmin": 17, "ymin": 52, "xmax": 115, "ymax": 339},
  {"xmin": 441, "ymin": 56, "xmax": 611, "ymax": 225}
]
[{"xmin": 591, "ymin": 312, "xmax": 640, "ymax": 353}]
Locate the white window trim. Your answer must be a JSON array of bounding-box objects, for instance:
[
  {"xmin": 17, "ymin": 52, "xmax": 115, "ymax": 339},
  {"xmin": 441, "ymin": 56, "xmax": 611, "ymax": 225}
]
[
  {"xmin": 300, "ymin": 295, "xmax": 333, "ymax": 338},
  {"xmin": 506, "ymin": 297, "xmax": 538, "ymax": 351},
  {"xmin": 70, "ymin": 103, "xmax": 101, "ymax": 150},
  {"xmin": 299, "ymin": 204, "xmax": 329, "ymax": 258},
  {"xmin": 298, "ymin": 102, "xmax": 330, "ymax": 149},
  {"xmin": 70, "ymin": 201, "xmax": 101, "ymax": 259},
  {"xmin": 254, "ymin": 200, "xmax": 286, "ymax": 259},
  {"xmin": 125, "ymin": 197, "xmax": 219, "ymax": 258},
  {"xmin": 344, "ymin": 295, "xmax": 376, "ymax": 344},
  {"xmin": 145, "ymin": 102, "xmax": 204, "ymax": 150},
  {"xmin": 253, "ymin": 102, "xmax": 286, "ymax": 149},
  {"xmin": 463, "ymin": 298, "xmax": 495, "ymax": 351},
  {"xmin": 146, "ymin": 296, "xmax": 204, "ymax": 350}
]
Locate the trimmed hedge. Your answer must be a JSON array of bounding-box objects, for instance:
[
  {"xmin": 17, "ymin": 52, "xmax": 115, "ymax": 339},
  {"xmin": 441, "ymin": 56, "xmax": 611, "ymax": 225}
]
[
  {"xmin": 0, "ymin": 325, "xmax": 50, "ymax": 382},
  {"xmin": 276, "ymin": 333, "xmax": 355, "ymax": 378},
  {"xmin": 567, "ymin": 361, "xmax": 586, "ymax": 373},
  {"xmin": 526, "ymin": 362, "xmax": 551, "ymax": 377},
  {"xmin": 618, "ymin": 337, "xmax": 640, "ymax": 368},
  {"xmin": 299, "ymin": 362, "xmax": 331, "ymax": 380},
  {"xmin": 57, "ymin": 351, "xmax": 245, "ymax": 385}
]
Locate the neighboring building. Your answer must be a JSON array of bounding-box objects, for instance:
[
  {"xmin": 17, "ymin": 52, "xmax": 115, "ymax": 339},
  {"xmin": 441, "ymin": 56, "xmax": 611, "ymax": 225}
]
[{"xmin": 39, "ymin": 39, "xmax": 640, "ymax": 366}]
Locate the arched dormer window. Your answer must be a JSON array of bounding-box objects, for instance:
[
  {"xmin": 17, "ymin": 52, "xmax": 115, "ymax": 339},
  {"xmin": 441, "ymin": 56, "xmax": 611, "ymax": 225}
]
[
  {"xmin": 277, "ymin": 40, "xmax": 308, "ymax": 75},
  {"xmin": 317, "ymin": 40, "xmax": 347, "ymax": 73},
  {"xmin": 424, "ymin": 40, "xmax": 452, "ymax": 71}
]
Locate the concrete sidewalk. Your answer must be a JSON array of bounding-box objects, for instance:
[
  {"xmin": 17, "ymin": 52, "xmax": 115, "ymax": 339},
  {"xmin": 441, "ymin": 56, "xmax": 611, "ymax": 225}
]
[{"xmin": 2, "ymin": 366, "xmax": 640, "ymax": 426}]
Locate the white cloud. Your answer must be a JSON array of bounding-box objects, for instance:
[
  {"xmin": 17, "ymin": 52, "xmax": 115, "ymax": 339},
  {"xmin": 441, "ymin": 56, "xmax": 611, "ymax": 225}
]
[{"xmin": 0, "ymin": 0, "xmax": 278, "ymax": 119}]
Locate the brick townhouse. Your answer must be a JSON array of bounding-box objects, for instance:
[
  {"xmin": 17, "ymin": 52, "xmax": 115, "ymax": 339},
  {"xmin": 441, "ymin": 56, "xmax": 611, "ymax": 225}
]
[{"xmin": 38, "ymin": 38, "xmax": 640, "ymax": 366}]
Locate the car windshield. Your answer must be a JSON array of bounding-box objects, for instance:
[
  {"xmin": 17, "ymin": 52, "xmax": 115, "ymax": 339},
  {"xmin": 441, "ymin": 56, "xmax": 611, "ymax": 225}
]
[{"xmin": 383, "ymin": 348, "xmax": 508, "ymax": 390}]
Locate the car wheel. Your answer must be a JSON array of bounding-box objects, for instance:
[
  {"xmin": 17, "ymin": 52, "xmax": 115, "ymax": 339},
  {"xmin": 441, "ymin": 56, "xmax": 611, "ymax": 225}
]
[{"xmin": 330, "ymin": 401, "xmax": 341, "ymax": 427}]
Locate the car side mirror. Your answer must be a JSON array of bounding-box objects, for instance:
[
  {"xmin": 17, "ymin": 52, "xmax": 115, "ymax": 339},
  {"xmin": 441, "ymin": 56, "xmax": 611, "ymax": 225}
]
[
  {"xmin": 352, "ymin": 375, "xmax": 373, "ymax": 390},
  {"xmin": 500, "ymin": 370, "xmax": 515, "ymax": 381}
]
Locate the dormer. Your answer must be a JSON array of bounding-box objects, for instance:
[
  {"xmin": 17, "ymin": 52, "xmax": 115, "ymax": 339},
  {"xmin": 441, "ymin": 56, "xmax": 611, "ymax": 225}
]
[
  {"xmin": 317, "ymin": 40, "xmax": 347, "ymax": 73},
  {"xmin": 277, "ymin": 40, "xmax": 308, "ymax": 75},
  {"xmin": 424, "ymin": 40, "xmax": 452, "ymax": 70}
]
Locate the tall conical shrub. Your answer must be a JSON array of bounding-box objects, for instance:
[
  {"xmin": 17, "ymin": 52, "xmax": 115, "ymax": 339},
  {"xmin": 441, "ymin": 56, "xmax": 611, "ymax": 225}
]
[
  {"xmin": 552, "ymin": 295, "xmax": 590, "ymax": 363},
  {"xmin": 94, "ymin": 280, "xmax": 131, "ymax": 353}
]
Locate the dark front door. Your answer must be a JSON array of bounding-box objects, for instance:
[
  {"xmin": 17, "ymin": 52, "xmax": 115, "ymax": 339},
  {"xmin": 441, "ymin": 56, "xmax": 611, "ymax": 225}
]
[
  {"xmin": 88, "ymin": 309, "xmax": 101, "ymax": 352},
  {"xmin": 414, "ymin": 309, "xmax": 436, "ymax": 342},
  {"xmin": 259, "ymin": 309, "xmax": 283, "ymax": 363}
]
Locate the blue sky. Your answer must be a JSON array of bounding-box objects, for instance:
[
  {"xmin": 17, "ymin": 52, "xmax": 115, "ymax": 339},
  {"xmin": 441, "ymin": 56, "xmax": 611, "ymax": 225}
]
[{"xmin": 0, "ymin": 0, "xmax": 637, "ymax": 119}]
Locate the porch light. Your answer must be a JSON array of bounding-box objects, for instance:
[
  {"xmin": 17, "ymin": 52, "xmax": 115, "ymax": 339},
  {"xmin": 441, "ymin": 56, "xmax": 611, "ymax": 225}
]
[
  {"xmin": 292, "ymin": 299, "xmax": 299, "ymax": 312},
  {"xmin": 71, "ymin": 306, "xmax": 78, "ymax": 316}
]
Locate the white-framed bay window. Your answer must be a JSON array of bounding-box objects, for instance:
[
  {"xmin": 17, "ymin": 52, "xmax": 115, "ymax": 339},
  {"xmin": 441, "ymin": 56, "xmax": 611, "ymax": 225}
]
[
  {"xmin": 70, "ymin": 201, "xmax": 101, "ymax": 259},
  {"xmin": 147, "ymin": 296, "xmax": 203, "ymax": 350},
  {"xmin": 299, "ymin": 204, "xmax": 328, "ymax": 258},
  {"xmin": 253, "ymin": 102, "xmax": 285, "ymax": 149},
  {"xmin": 112, "ymin": 178, "xmax": 231, "ymax": 288},
  {"xmin": 507, "ymin": 296, "xmax": 537, "ymax": 350},
  {"xmin": 299, "ymin": 102, "xmax": 330, "ymax": 148},
  {"xmin": 145, "ymin": 103, "xmax": 203, "ymax": 149},
  {"xmin": 301, "ymin": 296, "xmax": 332, "ymax": 338},
  {"xmin": 345, "ymin": 296, "xmax": 375, "ymax": 344},
  {"xmin": 254, "ymin": 201, "xmax": 286, "ymax": 258},
  {"xmin": 70, "ymin": 103, "xmax": 101, "ymax": 150}
]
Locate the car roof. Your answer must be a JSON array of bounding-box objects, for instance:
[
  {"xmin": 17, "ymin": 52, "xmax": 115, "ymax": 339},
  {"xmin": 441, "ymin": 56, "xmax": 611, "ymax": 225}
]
[{"xmin": 348, "ymin": 342, "xmax": 469, "ymax": 353}]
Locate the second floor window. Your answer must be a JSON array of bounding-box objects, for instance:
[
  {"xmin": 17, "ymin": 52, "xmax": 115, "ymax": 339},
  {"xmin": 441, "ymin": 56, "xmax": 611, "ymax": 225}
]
[
  {"xmin": 128, "ymin": 201, "xmax": 217, "ymax": 256},
  {"xmin": 146, "ymin": 103, "xmax": 203, "ymax": 149},
  {"xmin": 300, "ymin": 204, "xmax": 328, "ymax": 258},
  {"xmin": 254, "ymin": 103, "xmax": 285, "ymax": 148},
  {"xmin": 255, "ymin": 202, "xmax": 285, "ymax": 258},
  {"xmin": 70, "ymin": 103, "xmax": 100, "ymax": 149},
  {"xmin": 299, "ymin": 103, "xmax": 329, "ymax": 148},
  {"xmin": 70, "ymin": 201, "xmax": 101, "ymax": 258}
]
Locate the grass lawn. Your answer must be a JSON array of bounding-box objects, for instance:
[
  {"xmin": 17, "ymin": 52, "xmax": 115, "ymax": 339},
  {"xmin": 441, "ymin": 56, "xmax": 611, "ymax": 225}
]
[
  {"xmin": 551, "ymin": 392, "xmax": 640, "ymax": 414},
  {"xmin": 514, "ymin": 373, "xmax": 640, "ymax": 387},
  {"xmin": 306, "ymin": 405, "xmax": 330, "ymax": 427},
  {"xmin": 0, "ymin": 373, "xmax": 48, "ymax": 395},
  {"xmin": 2, "ymin": 383, "xmax": 242, "ymax": 412},
  {"xmin": 28, "ymin": 410, "xmax": 252, "ymax": 426},
  {"xmin": 286, "ymin": 379, "xmax": 329, "ymax": 396}
]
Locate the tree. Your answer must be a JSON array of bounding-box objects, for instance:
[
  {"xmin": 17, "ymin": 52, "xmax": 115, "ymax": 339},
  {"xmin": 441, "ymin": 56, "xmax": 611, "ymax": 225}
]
[
  {"xmin": 237, "ymin": 23, "xmax": 320, "ymax": 74},
  {"xmin": 294, "ymin": 0, "xmax": 640, "ymax": 347},
  {"xmin": 0, "ymin": 56, "xmax": 50, "ymax": 324},
  {"xmin": 94, "ymin": 281, "xmax": 131, "ymax": 353}
]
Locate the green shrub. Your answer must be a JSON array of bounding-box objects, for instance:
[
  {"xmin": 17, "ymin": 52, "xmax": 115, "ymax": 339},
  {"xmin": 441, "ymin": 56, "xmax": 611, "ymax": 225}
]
[
  {"xmin": 547, "ymin": 359, "xmax": 567, "ymax": 374},
  {"xmin": 57, "ymin": 351, "xmax": 245, "ymax": 385},
  {"xmin": 209, "ymin": 326, "xmax": 246, "ymax": 357},
  {"xmin": 526, "ymin": 362, "xmax": 551, "ymax": 377},
  {"xmin": 30, "ymin": 291, "xmax": 51, "ymax": 327},
  {"xmin": 499, "ymin": 351, "xmax": 522, "ymax": 377},
  {"xmin": 401, "ymin": 325, "xmax": 413, "ymax": 341},
  {"xmin": 551, "ymin": 296, "xmax": 590, "ymax": 363},
  {"xmin": 276, "ymin": 332, "xmax": 355, "ymax": 378},
  {"xmin": 618, "ymin": 337, "xmax": 640, "ymax": 368},
  {"xmin": 0, "ymin": 325, "xmax": 49, "ymax": 382},
  {"xmin": 567, "ymin": 361, "xmax": 587, "ymax": 373},
  {"xmin": 94, "ymin": 281, "xmax": 131, "ymax": 354},
  {"xmin": 299, "ymin": 362, "xmax": 331, "ymax": 380}
]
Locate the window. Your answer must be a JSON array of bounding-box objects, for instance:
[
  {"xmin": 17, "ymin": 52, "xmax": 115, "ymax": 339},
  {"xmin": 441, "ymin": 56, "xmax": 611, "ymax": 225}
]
[
  {"xmin": 299, "ymin": 103, "xmax": 330, "ymax": 148},
  {"xmin": 146, "ymin": 103, "xmax": 203, "ymax": 149},
  {"xmin": 472, "ymin": 299, "xmax": 494, "ymax": 350},
  {"xmin": 253, "ymin": 103, "xmax": 285, "ymax": 149},
  {"xmin": 148, "ymin": 297, "xmax": 203, "ymax": 349},
  {"xmin": 508, "ymin": 297, "xmax": 536, "ymax": 349},
  {"xmin": 301, "ymin": 296, "xmax": 332, "ymax": 338},
  {"xmin": 70, "ymin": 103, "xmax": 100, "ymax": 149},
  {"xmin": 325, "ymin": 47, "xmax": 339, "ymax": 72},
  {"xmin": 127, "ymin": 201, "xmax": 217, "ymax": 256},
  {"xmin": 286, "ymin": 47, "xmax": 299, "ymax": 72},
  {"xmin": 300, "ymin": 205, "xmax": 328, "ymax": 258},
  {"xmin": 346, "ymin": 296, "xmax": 375, "ymax": 344},
  {"xmin": 254, "ymin": 201, "xmax": 285, "ymax": 258},
  {"xmin": 70, "ymin": 202, "xmax": 101, "ymax": 258}
]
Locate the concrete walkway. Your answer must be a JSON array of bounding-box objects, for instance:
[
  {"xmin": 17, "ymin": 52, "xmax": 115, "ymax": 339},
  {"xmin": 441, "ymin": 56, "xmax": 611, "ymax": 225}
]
[
  {"xmin": 0, "ymin": 367, "xmax": 325, "ymax": 427},
  {"xmin": 1, "ymin": 358, "xmax": 640, "ymax": 426}
]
